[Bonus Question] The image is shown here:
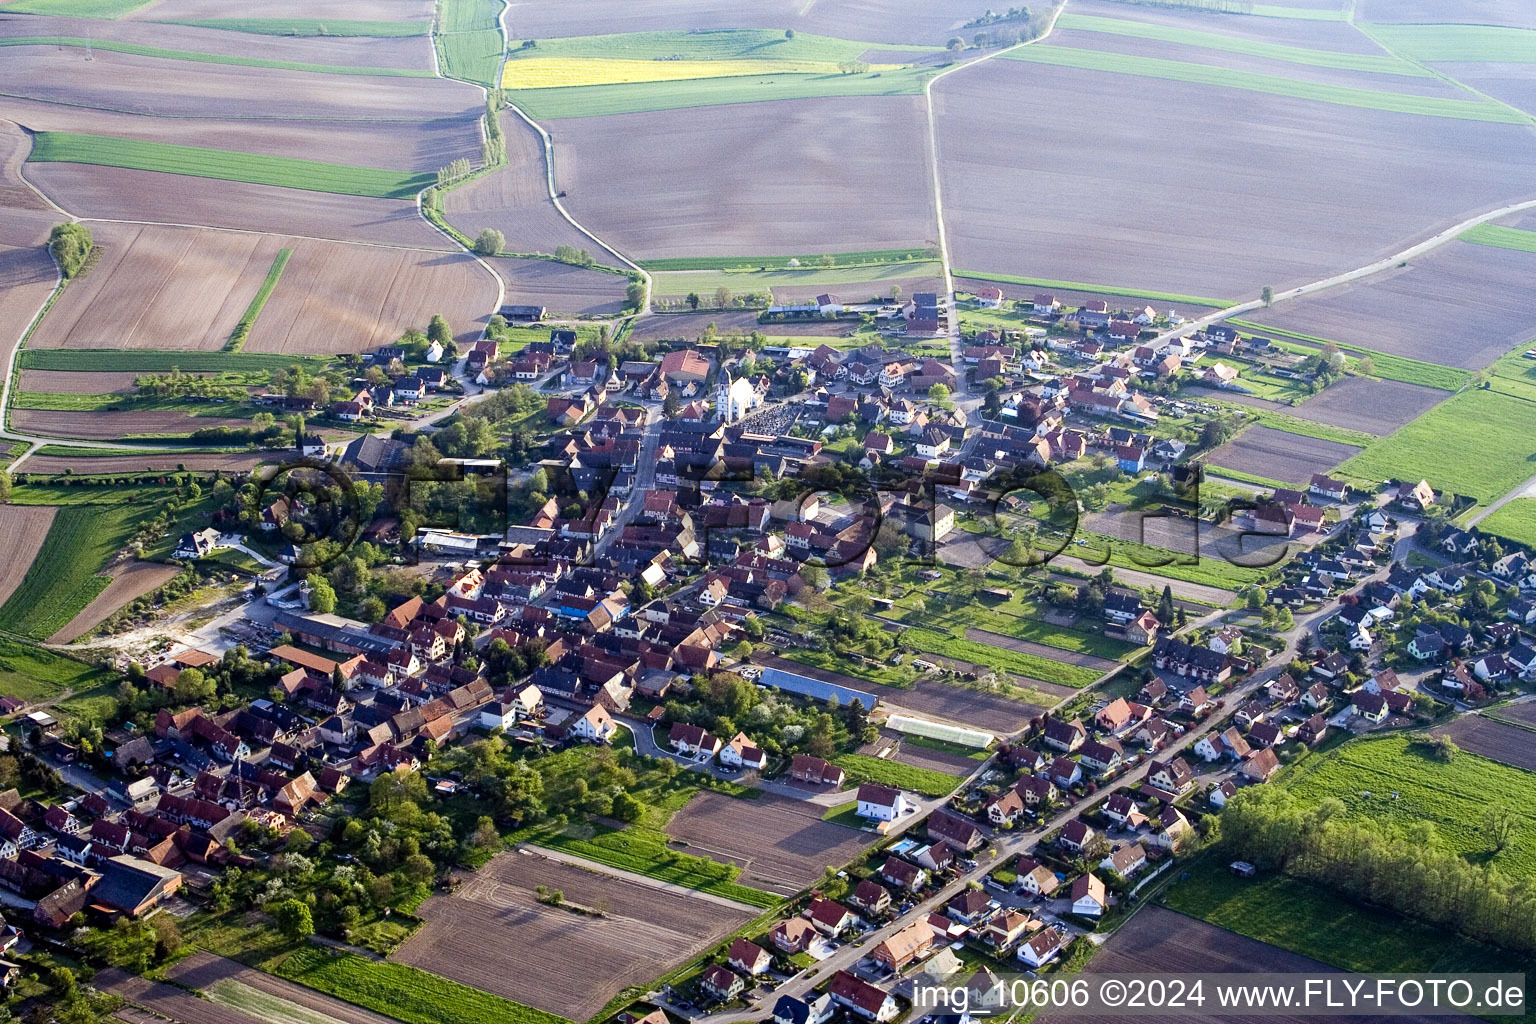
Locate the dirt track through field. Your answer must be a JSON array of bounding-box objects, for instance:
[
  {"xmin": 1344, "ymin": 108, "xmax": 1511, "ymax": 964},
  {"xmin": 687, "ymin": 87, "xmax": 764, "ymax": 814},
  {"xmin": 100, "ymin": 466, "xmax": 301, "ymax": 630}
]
[
  {"xmin": 394, "ymin": 852, "xmax": 752, "ymax": 1022},
  {"xmin": 165, "ymin": 952, "xmax": 403, "ymax": 1024},
  {"xmin": 0, "ymin": 506, "xmax": 57, "ymax": 611},
  {"xmin": 49, "ymin": 561, "xmax": 180, "ymax": 643}
]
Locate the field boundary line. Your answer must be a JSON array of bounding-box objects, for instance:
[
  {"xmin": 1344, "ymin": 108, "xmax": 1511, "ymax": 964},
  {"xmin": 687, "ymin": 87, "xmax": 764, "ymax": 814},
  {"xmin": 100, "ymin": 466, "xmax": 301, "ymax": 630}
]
[
  {"xmin": 518, "ymin": 844, "xmax": 771, "ymax": 914},
  {"xmin": 926, "ymin": 2, "xmax": 1066, "ymax": 396}
]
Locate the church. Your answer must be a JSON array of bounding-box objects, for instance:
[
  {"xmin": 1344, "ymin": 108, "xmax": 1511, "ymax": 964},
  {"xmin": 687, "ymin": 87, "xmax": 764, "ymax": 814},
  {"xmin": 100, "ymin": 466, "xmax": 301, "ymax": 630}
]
[{"xmin": 715, "ymin": 369, "xmax": 761, "ymax": 424}]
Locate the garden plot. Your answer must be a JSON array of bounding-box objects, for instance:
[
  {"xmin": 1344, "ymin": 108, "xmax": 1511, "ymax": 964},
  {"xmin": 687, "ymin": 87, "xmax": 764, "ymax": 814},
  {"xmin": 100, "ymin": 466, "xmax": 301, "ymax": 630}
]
[
  {"xmin": 1206, "ymin": 424, "xmax": 1361, "ymax": 485},
  {"xmin": 665, "ymin": 791, "xmax": 877, "ymax": 893},
  {"xmin": 1288, "ymin": 376, "xmax": 1451, "ymax": 435}
]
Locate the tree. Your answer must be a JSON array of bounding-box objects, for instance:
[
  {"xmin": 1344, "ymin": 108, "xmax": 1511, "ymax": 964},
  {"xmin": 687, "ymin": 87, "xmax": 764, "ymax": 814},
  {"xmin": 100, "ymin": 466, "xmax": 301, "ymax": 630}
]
[
  {"xmin": 305, "ymin": 574, "xmax": 336, "ymax": 614},
  {"xmin": 947, "ymin": 36, "xmax": 964, "ymax": 51},
  {"xmin": 686, "ymin": 292, "xmax": 700, "ymax": 311},
  {"xmin": 785, "ymin": 28, "xmax": 795, "ymax": 38},
  {"xmin": 1485, "ymin": 804, "xmax": 1516, "ymax": 852},
  {"xmin": 473, "ymin": 228, "xmax": 504, "ymax": 255},
  {"xmin": 49, "ymin": 223, "xmax": 93, "ymax": 278},
  {"xmin": 272, "ymin": 899, "xmax": 314, "ymax": 941},
  {"xmin": 626, "ymin": 279, "xmax": 646, "ymax": 310},
  {"xmin": 1157, "ymin": 584, "xmax": 1175, "ymax": 625},
  {"xmin": 714, "ymin": 285, "xmax": 732, "ymax": 309},
  {"xmin": 889, "ymin": 285, "xmax": 902, "ymax": 300},
  {"xmin": 0, "ymin": 469, "xmax": 10, "ymax": 504},
  {"xmin": 1261, "ymin": 285, "xmax": 1274, "ymax": 306},
  {"xmin": 662, "ymin": 390, "xmax": 681, "ymax": 420},
  {"xmin": 928, "ymin": 383, "xmax": 951, "ymax": 404},
  {"xmin": 1245, "ymin": 586, "xmax": 1267, "ymax": 610},
  {"xmin": 427, "ymin": 314, "xmax": 453, "ymax": 347},
  {"xmin": 1356, "ymin": 354, "xmax": 1375, "ymax": 377},
  {"xmin": 173, "ymin": 669, "xmax": 214, "ymax": 704},
  {"xmin": 611, "ymin": 791, "xmax": 644, "ymax": 822}
]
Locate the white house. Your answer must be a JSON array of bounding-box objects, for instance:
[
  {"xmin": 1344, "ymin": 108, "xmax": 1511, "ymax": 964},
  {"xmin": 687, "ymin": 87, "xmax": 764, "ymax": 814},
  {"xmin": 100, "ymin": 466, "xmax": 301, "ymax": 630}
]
[
  {"xmin": 1017, "ymin": 928, "xmax": 1063, "ymax": 969},
  {"xmin": 720, "ymin": 732, "xmax": 766, "ymax": 771},
  {"xmin": 571, "ymin": 705, "xmax": 617, "ymax": 743},
  {"xmin": 1070, "ymin": 873, "xmax": 1108, "ymax": 917},
  {"xmin": 478, "ymin": 701, "xmax": 519, "ymax": 731},
  {"xmin": 856, "ymin": 783, "xmax": 912, "ymax": 822}
]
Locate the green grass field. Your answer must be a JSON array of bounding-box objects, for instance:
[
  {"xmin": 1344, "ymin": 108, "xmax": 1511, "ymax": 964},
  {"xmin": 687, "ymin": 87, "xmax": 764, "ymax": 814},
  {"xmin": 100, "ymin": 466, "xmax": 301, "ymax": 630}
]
[
  {"xmin": 0, "ymin": 504, "xmax": 148, "ymax": 640},
  {"xmin": 651, "ymin": 262, "xmax": 941, "ymax": 298},
  {"xmin": 1246, "ymin": 408, "xmax": 1379, "ymax": 447},
  {"xmin": 3, "ymin": 0, "xmax": 151, "ymax": 15},
  {"xmin": 507, "ymin": 64, "xmax": 933, "ymax": 119},
  {"xmin": 29, "ymin": 132, "xmax": 432, "ymax": 199},
  {"xmin": 1163, "ymin": 857, "xmax": 1531, "ymax": 976},
  {"xmin": 954, "ymin": 269, "xmax": 1228, "ymax": 308},
  {"xmin": 226, "ymin": 247, "xmax": 292, "ymax": 351},
  {"xmin": 1056, "ymin": 13, "xmax": 1428, "ymax": 75},
  {"xmin": 17, "ymin": 349, "xmax": 328, "ymax": 374},
  {"xmin": 1364, "ymin": 23, "xmax": 1536, "ymax": 63},
  {"xmin": 11, "ymin": 393, "xmax": 258, "ymax": 412},
  {"xmin": 1281, "ymin": 735, "xmax": 1536, "ymax": 875},
  {"xmin": 0, "ymin": 36, "xmax": 433, "ymax": 76},
  {"xmin": 1338, "ymin": 388, "xmax": 1536, "ymax": 505},
  {"xmin": 1003, "ymin": 45, "xmax": 1530, "ymax": 123},
  {"xmin": 897, "ymin": 627, "xmax": 1104, "ymax": 688},
  {"xmin": 1459, "ymin": 223, "xmax": 1536, "ymax": 254},
  {"xmin": 1228, "ymin": 319, "xmax": 1471, "ymax": 391},
  {"xmin": 1251, "ymin": 3, "xmax": 1347, "ymax": 19},
  {"xmin": 830, "ymin": 753, "xmax": 965, "ymax": 797},
  {"xmin": 639, "ymin": 248, "xmax": 935, "ymax": 272},
  {"xmin": 1476, "ymin": 498, "xmax": 1536, "ymax": 549},
  {"xmin": 435, "ymin": 0, "xmax": 505, "ymax": 88},
  {"xmin": 879, "ymin": 589, "xmax": 1136, "ymax": 662},
  {"xmin": 157, "ymin": 18, "xmax": 430, "ymax": 37},
  {"xmin": 273, "ymin": 950, "xmax": 572, "ymax": 1024},
  {"xmin": 0, "ymin": 637, "xmax": 110, "ymax": 703}
]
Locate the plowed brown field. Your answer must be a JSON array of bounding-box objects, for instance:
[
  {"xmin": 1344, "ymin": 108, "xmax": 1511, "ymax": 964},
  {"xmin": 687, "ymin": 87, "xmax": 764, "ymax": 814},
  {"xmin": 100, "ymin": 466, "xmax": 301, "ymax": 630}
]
[
  {"xmin": 665, "ymin": 791, "xmax": 877, "ymax": 892},
  {"xmin": 9, "ymin": 409, "xmax": 251, "ymax": 440},
  {"xmin": 0, "ymin": 506, "xmax": 57, "ymax": 611},
  {"xmin": 394, "ymin": 853, "xmax": 752, "ymax": 1022},
  {"xmin": 49, "ymin": 561, "xmax": 180, "ymax": 643},
  {"xmin": 24, "ymin": 452, "xmax": 268, "ymax": 474}
]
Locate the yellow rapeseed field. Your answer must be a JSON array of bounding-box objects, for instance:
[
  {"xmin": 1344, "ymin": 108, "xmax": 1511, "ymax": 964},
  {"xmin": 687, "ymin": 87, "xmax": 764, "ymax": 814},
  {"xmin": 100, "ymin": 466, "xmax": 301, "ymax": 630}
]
[{"xmin": 502, "ymin": 56, "xmax": 903, "ymax": 90}]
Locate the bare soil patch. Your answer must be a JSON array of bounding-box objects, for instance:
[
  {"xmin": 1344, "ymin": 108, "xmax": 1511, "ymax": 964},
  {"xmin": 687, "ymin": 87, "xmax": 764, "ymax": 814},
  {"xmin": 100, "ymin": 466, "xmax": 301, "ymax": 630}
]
[
  {"xmin": 486, "ymin": 255, "xmax": 629, "ymax": 317},
  {"xmin": 394, "ymin": 852, "xmax": 752, "ymax": 1022},
  {"xmin": 935, "ymin": 57, "xmax": 1536, "ymax": 299},
  {"xmin": 1039, "ymin": 906, "xmax": 1457, "ymax": 1024},
  {"xmin": 1245, "ymin": 241, "xmax": 1536, "ymax": 370},
  {"xmin": 248, "ymin": 239, "xmax": 496, "ymax": 353},
  {"xmin": 1067, "ymin": 0, "xmax": 1364, "ymax": 49},
  {"xmin": 25, "ymin": 164, "xmax": 448, "ymax": 248},
  {"xmin": 3, "ymin": 47, "xmax": 476, "ymax": 121},
  {"xmin": 954, "ymin": 277, "xmax": 1222, "ymax": 317},
  {"xmin": 1290, "ymin": 376, "xmax": 1451, "ymax": 435},
  {"xmin": 1495, "ymin": 702, "xmax": 1536, "ymax": 727},
  {"xmin": 24, "ymin": 452, "xmax": 268, "ymax": 474},
  {"xmin": 98, "ymin": 970, "xmax": 264, "ymax": 1024},
  {"xmin": 0, "ymin": 506, "xmax": 56, "ymax": 611},
  {"xmin": 666, "ymin": 791, "xmax": 877, "ymax": 893},
  {"xmin": 879, "ymin": 733, "xmax": 982, "ymax": 775},
  {"xmin": 49, "ymin": 561, "xmax": 180, "ymax": 643},
  {"xmin": 444, "ymin": 111, "xmax": 616, "ymax": 258},
  {"xmin": 29, "ymin": 223, "xmax": 270, "ymax": 352},
  {"xmin": 1432, "ymin": 715, "xmax": 1536, "ymax": 773},
  {"xmin": 0, "ymin": 118, "xmax": 50, "ymax": 213},
  {"xmin": 1207, "ymin": 424, "xmax": 1362, "ymax": 485},
  {"xmin": 556, "ymin": 96, "xmax": 936, "ymax": 259},
  {"xmin": 964, "ymin": 627, "xmax": 1118, "ymax": 671},
  {"xmin": 1435, "ymin": 63, "xmax": 1536, "ymax": 117},
  {"xmin": 9, "ymin": 408, "xmax": 251, "ymax": 440},
  {"xmin": 129, "ymin": 0, "xmax": 435, "ymax": 22},
  {"xmin": 19, "ymin": 370, "xmax": 142, "ymax": 394},
  {"xmin": 1358, "ymin": 0, "xmax": 1534, "ymax": 27}
]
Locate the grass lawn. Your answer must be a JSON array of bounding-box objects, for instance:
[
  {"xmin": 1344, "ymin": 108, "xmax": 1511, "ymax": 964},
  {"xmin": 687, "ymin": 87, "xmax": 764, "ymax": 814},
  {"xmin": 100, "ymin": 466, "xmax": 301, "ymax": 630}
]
[
  {"xmin": 1002, "ymin": 46, "xmax": 1529, "ymax": 124},
  {"xmin": 28, "ymin": 132, "xmax": 432, "ymax": 200},
  {"xmin": 783, "ymin": 648, "xmax": 915, "ymax": 688},
  {"xmin": 954, "ymin": 269, "xmax": 1227, "ymax": 308},
  {"xmin": 272, "ymin": 949, "xmax": 573, "ymax": 1024},
  {"xmin": 0, "ymin": 637, "xmax": 110, "ymax": 703},
  {"xmin": 1338, "ymin": 388, "xmax": 1536, "ymax": 506},
  {"xmin": 17, "ymin": 349, "xmax": 329, "ymax": 374},
  {"xmin": 435, "ymin": 0, "xmax": 505, "ymax": 88},
  {"xmin": 821, "ymin": 801, "xmax": 864, "ymax": 829},
  {"xmin": 1476, "ymin": 498, "xmax": 1536, "ymax": 549},
  {"xmin": 639, "ymin": 248, "xmax": 934, "ymax": 272},
  {"xmin": 899, "ymin": 626, "xmax": 1104, "ymax": 687},
  {"xmin": 158, "ymin": 18, "xmax": 430, "ymax": 36},
  {"xmin": 651, "ymin": 262, "xmax": 942, "ymax": 298},
  {"xmin": 1056, "ymin": 13, "xmax": 1427, "ymax": 76},
  {"xmin": 0, "ymin": 36, "xmax": 433, "ymax": 76},
  {"xmin": 1459, "ymin": 223, "xmax": 1536, "ymax": 254},
  {"xmin": 1229, "ymin": 320, "xmax": 1470, "ymax": 392},
  {"xmin": 1364, "ymin": 23, "xmax": 1536, "ymax": 63},
  {"xmin": 506, "ymin": 63, "xmax": 933, "ymax": 119},
  {"xmin": 1060, "ymin": 531, "xmax": 1266, "ymax": 591},
  {"xmin": 902, "ymin": 734, "xmax": 992, "ymax": 760},
  {"xmin": 881, "ymin": 590, "xmax": 1135, "ymax": 662},
  {"xmin": 830, "ymin": 753, "xmax": 965, "ymax": 796},
  {"xmin": 1280, "ymin": 734, "xmax": 1536, "ymax": 875},
  {"xmin": 1163, "ymin": 856, "xmax": 1532, "ymax": 975}
]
